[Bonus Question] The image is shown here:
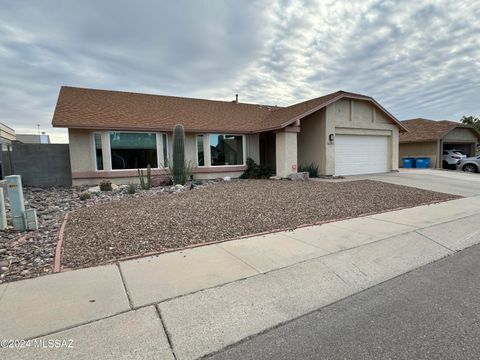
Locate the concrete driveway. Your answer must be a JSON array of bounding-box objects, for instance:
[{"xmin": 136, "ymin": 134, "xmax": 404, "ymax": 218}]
[{"xmin": 349, "ymin": 169, "xmax": 480, "ymax": 197}]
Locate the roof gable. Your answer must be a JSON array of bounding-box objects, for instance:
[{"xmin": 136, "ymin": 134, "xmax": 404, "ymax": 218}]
[{"xmin": 399, "ymin": 118, "xmax": 480, "ymax": 143}]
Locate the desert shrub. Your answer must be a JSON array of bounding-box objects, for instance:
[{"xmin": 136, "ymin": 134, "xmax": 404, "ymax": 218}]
[
  {"xmin": 138, "ymin": 164, "xmax": 152, "ymax": 190},
  {"xmin": 240, "ymin": 158, "xmax": 274, "ymax": 179},
  {"xmin": 170, "ymin": 160, "xmax": 193, "ymax": 185},
  {"xmin": 298, "ymin": 163, "xmax": 319, "ymax": 178},
  {"xmin": 79, "ymin": 191, "xmax": 91, "ymax": 201},
  {"xmin": 127, "ymin": 183, "xmax": 136, "ymax": 194},
  {"xmin": 99, "ymin": 179, "xmax": 112, "ymax": 191}
]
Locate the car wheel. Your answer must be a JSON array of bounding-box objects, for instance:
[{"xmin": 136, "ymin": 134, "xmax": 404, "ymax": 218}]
[
  {"xmin": 463, "ymin": 164, "xmax": 478, "ymax": 173},
  {"xmin": 442, "ymin": 161, "xmax": 449, "ymax": 169}
]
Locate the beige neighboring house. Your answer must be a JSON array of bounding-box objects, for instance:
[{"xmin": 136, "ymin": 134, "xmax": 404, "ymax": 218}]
[
  {"xmin": 16, "ymin": 133, "xmax": 51, "ymax": 144},
  {"xmin": 0, "ymin": 122, "xmax": 15, "ymax": 151},
  {"xmin": 51, "ymin": 86, "xmax": 406, "ymax": 185},
  {"xmin": 399, "ymin": 118, "xmax": 480, "ymax": 168},
  {"xmin": 0, "ymin": 122, "xmax": 15, "ymax": 179}
]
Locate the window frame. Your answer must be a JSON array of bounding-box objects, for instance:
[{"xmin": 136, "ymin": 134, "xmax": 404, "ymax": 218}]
[
  {"xmin": 196, "ymin": 134, "xmax": 205, "ymax": 167},
  {"xmin": 92, "ymin": 131, "xmax": 168, "ymax": 171},
  {"xmin": 161, "ymin": 133, "xmax": 169, "ymax": 168},
  {"xmin": 207, "ymin": 133, "xmax": 246, "ymax": 167},
  {"xmin": 93, "ymin": 132, "xmax": 104, "ymax": 171}
]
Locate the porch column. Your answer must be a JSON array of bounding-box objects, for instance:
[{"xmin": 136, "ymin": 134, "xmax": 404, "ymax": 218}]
[{"xmin": 275, "ymin": 126, "xmax": 299, "ymax": 177}]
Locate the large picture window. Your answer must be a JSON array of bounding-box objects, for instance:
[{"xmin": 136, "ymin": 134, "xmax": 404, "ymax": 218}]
[
  {"xmin": 110, "ymin": 132, "xmax": 158, "ymax": 169},
  {"xmin": 209, "ymin": 134, "xmax": 244, "ymax": 166}
]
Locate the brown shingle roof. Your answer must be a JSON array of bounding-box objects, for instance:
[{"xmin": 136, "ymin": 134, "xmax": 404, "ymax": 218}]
[
  {"xmin": 52, "ymin": 86, "xmax": 405, "ymax": 133},
  {"xmin": 399, "ymin": 118, "xmax": 479, "ymax": 143}
]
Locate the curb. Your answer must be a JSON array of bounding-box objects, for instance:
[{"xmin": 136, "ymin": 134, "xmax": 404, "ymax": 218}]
[{"xmin": 54, "ymin": 212, "xmax": 69, "ymax": 273}]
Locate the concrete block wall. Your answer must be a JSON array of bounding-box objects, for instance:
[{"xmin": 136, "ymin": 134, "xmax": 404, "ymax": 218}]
[{"xmin": 11, "ymin": 143, "xmax": 72, "ymax": 187}]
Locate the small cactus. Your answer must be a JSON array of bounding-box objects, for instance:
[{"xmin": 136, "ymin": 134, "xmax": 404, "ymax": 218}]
[
  {"xmin": 137, "ymin": 164, "xmax": 152, "ymax": 190},
  {"xmin": 127, "ymin": 183, "xmax": 136, "ymax": 194},
  {"xmin": 99, "ymin": 179, "xmax": 112, "ymax": 191},
  {"xmin": 146, "ymin": 164, "xmax": 152, "ymax": 189}
]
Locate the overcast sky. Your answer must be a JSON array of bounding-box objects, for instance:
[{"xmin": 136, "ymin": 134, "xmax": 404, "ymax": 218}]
[{"xmin": 0, "ymin": 0, "xmax": 479, "ymax": 143}]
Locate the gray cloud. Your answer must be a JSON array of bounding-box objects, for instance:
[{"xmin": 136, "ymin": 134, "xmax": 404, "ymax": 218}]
[{"xmin": 0, "ymin": 0, "xmax": 479, "ymax": 142}]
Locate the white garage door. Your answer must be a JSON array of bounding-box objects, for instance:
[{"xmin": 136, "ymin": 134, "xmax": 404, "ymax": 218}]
[{"xmin": 335, "ymin": 135, "xmax": 389, "ymax": 176}]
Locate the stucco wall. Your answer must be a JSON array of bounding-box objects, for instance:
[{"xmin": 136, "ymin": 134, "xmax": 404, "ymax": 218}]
[
  {"xmin": 69, "ymin": 129, "xmax": 257, "ymax": 184},
  {"xmin": 69, "ymin": 128, "xmax": 94, "ymax": 172},
  {"xmin": 275, "ymin": 130, "xmax": 298, "ymax": 177},
  {"xmin": 399, "ymin": 141, "xmax": 438, "ymax": 168},
  {"xmin": 443, "ymin": 127, "xmax": 478, "ymax": 143},
  {"xmin": 331, "ymin": 99, "xmax": 399, "ymax": 174},
  {"xmin": 298, "ymin": 99, "xmax": 399, "ymax": 175},
  {"xmin": 297, "ymin": 109, "xmax": 326, "ymax": 172},
  {"xmin": 297, "ymin": 99, "xmax": 400, "ymax": 176}
]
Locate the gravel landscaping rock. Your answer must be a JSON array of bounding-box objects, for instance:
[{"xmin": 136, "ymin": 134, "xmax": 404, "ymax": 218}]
[
  {"xmin": 0, "ymin": 180, "xmax": 217, "ymax": 283},
  {"xmin": 62, "ymin": 180, "xmax": 459, "ymax": 270}
]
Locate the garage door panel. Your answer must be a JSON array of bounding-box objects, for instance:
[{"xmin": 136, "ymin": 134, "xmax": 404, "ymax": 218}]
[{"xmin": 335, "ymin": 135, "xmax": 389, "ymax": 176}]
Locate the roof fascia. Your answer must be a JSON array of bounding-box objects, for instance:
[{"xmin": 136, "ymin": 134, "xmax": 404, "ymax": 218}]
[{"xmin": 52, "ymin": 124, "xmax": 255, "ymax": 134}]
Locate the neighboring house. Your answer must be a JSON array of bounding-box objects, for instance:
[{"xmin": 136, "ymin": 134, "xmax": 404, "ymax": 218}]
[
  {"xmin": 51, "ymin": 86, "xmax": 406, "ymax": 185},
  {"xmin": 0, "ymin": 122, "xmax": 15, "ymax": 151},
  {"xmin": 16, "ymin": 132, "xmax": 51, "ymax": 144},
  {"xmin": 0, "ymin": 123, "xmax": 15, "ymax": 179},
  {"xmin": 399, "ymin": 118, "xmax": 480, "ymax": 168}
]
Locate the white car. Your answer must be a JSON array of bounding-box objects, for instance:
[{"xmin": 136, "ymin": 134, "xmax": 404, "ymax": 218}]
[
  {"xmin": 442, "ymin": 150, "xmax": 467, "ymax": 169},
  {"xmin": 456, "ymin": 156, "xmax": 480, "ymax": 173}
]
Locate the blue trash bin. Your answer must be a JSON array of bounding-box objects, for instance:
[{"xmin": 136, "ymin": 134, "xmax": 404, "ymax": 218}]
[
  {"xmin": 402, "ymin": 157, "xmax": 415, "ymax": 168},
  {"xmin": 415, "ymin": 157, "xmax": 430, "ymax": 169}
]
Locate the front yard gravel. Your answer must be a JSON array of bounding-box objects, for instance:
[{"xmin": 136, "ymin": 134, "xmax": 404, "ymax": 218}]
[
  {"xmin": 63, "ymin": 180, "xmax": 458, "ymax": 269},
  {"xmin": 0, "ymin": 181, "xmax": 214, "ymax": 283}
]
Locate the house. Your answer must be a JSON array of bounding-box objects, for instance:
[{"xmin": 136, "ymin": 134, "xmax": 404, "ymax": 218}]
[
  {"xmin": 0, "ymin": 122, "xmax": 15, "ymax": 151},
  {"xmin": 399, "ymin": 118, "xmax": 480, "ymax": 168},
  {"xmin": 51, "ymin": 86, "xmax": 407, "ymax": 185},
  {"xmin": 0, "ymin": 123, "xmax": 15, "ymax": 179},
  {"xmin": 16, "ymin": 132, "xmax": 51, "ymax": 144}
]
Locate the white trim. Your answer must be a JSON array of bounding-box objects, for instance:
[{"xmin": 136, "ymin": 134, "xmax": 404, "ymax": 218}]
[
  {"xmin": 161, "ymin": 133, "xmax": 169, "ymax": 168},
  {"xmin": 92, "ymin": 132, "xmax": 103, "ymax": 171},
  {"xmin": 156, "ymin": 133, "xmax": 162, "ymax": 168},
  {"xmin": 196, "ymin": 134, "xmax": 205, "ymax": 167}
]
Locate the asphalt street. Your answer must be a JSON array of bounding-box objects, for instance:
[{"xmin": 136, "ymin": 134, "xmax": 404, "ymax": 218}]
[{"xmin": 208, "ymin": 243, "xmax": 480, "ymax": 360}]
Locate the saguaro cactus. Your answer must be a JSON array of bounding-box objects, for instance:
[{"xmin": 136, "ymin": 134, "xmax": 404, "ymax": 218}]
[{"xmin": 172, "ymin": 124, "xmax": 186, "ymax": 184}]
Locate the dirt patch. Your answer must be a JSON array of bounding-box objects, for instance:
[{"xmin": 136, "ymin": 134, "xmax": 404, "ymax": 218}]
[{"xmin": 62, "ymin": 179, "xmax": 459, "ymax": 269}]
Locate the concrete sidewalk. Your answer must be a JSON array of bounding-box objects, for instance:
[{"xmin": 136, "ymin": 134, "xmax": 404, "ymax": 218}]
[{"xmin": 1, "ymin": 196, "xmax": 480, "ymax": 359}]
